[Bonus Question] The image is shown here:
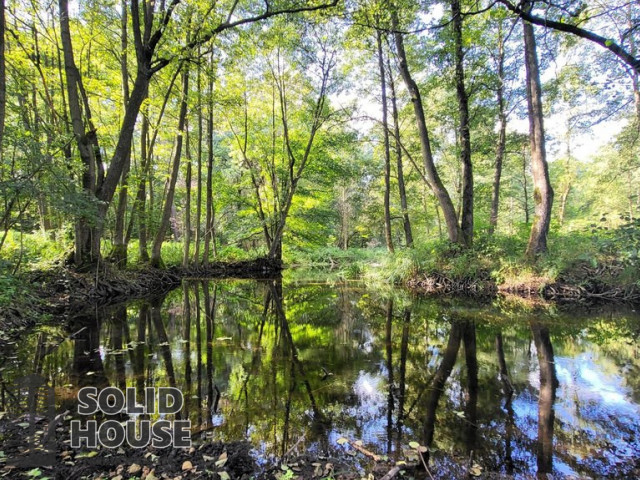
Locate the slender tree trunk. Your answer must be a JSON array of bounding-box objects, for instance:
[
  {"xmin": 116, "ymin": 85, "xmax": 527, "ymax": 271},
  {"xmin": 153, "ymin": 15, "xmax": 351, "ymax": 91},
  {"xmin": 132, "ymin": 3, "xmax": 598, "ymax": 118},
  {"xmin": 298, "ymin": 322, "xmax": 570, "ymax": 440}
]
[
  {"xmin": 522, "ymin": 148, "xmax": 530, "ymax": 224},
  {"xmin": 150, "ymin": 66, "xmax": 189, "ymax": 267},
  {"xmin": 194, "ymin": 47, "xmax": 203, "ymax": 267},
  {"xmin": 203, "ymin": 55, "xmax": 214, "ymax": 267},
  {"xmin": 377, "ymin": 31, "xmax": 394, "ymax": 253},
  {"xmin": 183, "ymin": 124, "xmax": 192, "ymax": 267},
  {"xmin": 0, "ymin": 0, "xmax": 5, "ymax": 163},
  {"xmin": 391, "ymin": 10, "xmax": 461, "ymax": 244},
  {"xmin": 452, "ymin": 0, "xmax": 473, "ymax": 246},
  {"xmin": 489, "ymin": 24, "xmax": 507, "ymax": 235},
  {"xmin": 559, "ymin": 183, "xmax": 570, "ymax": 226},
  {"xmin": 523, "ymin": 7, "xmax": 554, "ymax": 257},
  {"xmin": 59, "ymin": 0, "xmax": 101, "ymax": 265},
  {"xmin": 137, "ymin": 111, "xmax": 150, "ymax": 262},
  {"xmin": 111, "ymin": 0, "xmax": 131, "ymax": 266},
  {"xmin": 387, "ymin": 56, "xmax": 413, "ymax": 247}
]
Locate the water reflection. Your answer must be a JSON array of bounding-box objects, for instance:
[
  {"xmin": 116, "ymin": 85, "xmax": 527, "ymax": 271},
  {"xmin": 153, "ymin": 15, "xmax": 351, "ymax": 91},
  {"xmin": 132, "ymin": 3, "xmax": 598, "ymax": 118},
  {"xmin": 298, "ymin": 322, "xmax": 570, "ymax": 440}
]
[{"xmin": 2, "ymin": 278, "xmax": 640, "ymax": 478}]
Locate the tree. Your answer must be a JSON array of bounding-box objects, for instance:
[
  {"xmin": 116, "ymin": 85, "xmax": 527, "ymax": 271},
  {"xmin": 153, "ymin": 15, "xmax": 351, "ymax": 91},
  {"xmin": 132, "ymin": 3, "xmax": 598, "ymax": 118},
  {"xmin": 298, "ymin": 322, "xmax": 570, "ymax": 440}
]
[
  {"xmin": 522, "ymin": 3, "xmax": 554, "ymax": 257},
  {"xmin": 391, "ymin": 7, "xmax": 463, "ymax": 245},
  {"xmin": 57, "ymin": 0, "xmax": 339, "ymax": 266},
  {"xmin": 376, "ymin": 29, "xmax": 394, "ymax": 253},
  {"xmin": 497, "ymin": 0, "xmax": 640, "ymax": 74},
  {"xmin": 451, "ymin": 0, "xmax": 473, "ymax": 245}
]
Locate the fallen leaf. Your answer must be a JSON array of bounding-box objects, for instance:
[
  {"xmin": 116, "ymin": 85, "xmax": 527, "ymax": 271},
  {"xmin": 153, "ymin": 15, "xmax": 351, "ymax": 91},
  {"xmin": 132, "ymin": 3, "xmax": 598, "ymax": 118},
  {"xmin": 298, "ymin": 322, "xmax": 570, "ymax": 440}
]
[
  {"xmin": 218, "ymin": 473, "xmax": 230, "ymax": 480},
  {"xmin": 336, "ymin": 437, "xmax": 348, "ymax": 445},
  {"xmin": 215, "ymin": 451, "xmax": 228, "ymax": 468},
  {"xmin": 469, "ymin": 463, "xmax": 483, "ymax": 477},
  {"xmin": 128, "ymin": 464, "xmax": 142, "ymax": 475},
  {"xmin": 181, "ymin": 461, "xmax": 193, "ymax": 471}
]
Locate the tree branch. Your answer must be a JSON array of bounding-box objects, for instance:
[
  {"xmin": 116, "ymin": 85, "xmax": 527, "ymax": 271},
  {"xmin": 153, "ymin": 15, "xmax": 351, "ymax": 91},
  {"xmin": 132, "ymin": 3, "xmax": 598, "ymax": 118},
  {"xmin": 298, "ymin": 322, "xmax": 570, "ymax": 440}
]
[{"xmin": 497, "ymin": 0, "xmax": 640, "ymax": 74}]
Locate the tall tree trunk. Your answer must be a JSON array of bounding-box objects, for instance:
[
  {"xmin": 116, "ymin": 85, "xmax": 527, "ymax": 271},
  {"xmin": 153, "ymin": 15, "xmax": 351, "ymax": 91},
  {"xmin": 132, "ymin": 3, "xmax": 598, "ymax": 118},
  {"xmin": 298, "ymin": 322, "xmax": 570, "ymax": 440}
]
[
  {"xmin": 137, "ymin": 111, "xmax": 150, "ymax": 262},
  {"xmin": 194, "ymin": 48, "xmax": 203, "ymax": 267},
  {"xmin": 388, "ymin": 57, "xmax": 413, "ymax": 248},
  {"xmin": 111, "ymin": 0, "xmax": 131, "ymax": 267},
  {"xmin": 59, "ymin": 0, "xmax": 101, "ymax": 265},
  {"xmin": 489, "ymin": 23, "xmax": 507, "ymax": 235},
  {"xmin": 183, "ymin": 124, "xmax": 192, "ymax": 267},
  {"xmin": 0, "ymin": 0, "xmax": 5, "ymax": 163},
  {"xmin": 377, "ymin": 31, "xmax": 394, "ymax": 253},
  {"xmin": 523, "ymin": 7, "xmax": 554, "ymax": 257},
  {"xmin": 391, "ymin": 10, "xmax": 462, "ymax": 244},
  {"xmin": 150, "ymin": 66, "xmax": 189, "ymax": 267},
  {"xmin": 203, "ymin": 55, "xmax": 214, "ymax": 267},
  {"xmin": 522, "ymin": 147, "xmax": 530, "ymax": 224},
  {"xmin": 452, "ymin": 0, "xmax": 473, "ymax": 246},
  {"xmin": 559, "ymin": 183, "xmax": 570, "ymax": 226}
]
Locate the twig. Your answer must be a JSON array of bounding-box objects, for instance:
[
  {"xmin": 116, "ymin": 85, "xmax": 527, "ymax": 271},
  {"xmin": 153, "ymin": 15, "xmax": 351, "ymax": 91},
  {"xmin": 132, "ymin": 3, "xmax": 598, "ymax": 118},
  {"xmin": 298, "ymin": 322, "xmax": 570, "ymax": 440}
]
[
  {"xmin": 347, "ymin": 438, "xmax": 381, "ymax": 462},
  {"xmin": 417, "ymin": 450, "xmax": 434, "ymax": 480},
  {"xmin": 282, "ymin": 434, "xmax": 305, "ymax": 459},
  {"xmin": 379, "ymin": 465, "xmax": 402, "ymax": 480}
]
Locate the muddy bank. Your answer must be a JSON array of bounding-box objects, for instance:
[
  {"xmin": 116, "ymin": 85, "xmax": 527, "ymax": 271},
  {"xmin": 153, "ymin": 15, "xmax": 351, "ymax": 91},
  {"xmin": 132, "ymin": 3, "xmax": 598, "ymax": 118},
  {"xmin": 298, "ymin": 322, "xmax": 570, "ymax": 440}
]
[
  {"xmin": 0, "ymin": 258, "xmax": 281, "ymax": 343},
  {"xmin": 0, "ymin": 415, "xmax": 418, "ymax": 480},
  {"xmin": 407, "ymin": 269, "xmax": 640, "ymax": 305}
]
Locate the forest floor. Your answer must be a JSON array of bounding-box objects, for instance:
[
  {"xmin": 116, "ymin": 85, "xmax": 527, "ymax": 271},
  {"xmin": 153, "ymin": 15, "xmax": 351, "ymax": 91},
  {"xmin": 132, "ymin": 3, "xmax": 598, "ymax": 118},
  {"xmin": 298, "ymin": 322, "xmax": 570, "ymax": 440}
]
[{"xmin": 1, "ymin": 412, "xmax": 560, "ymax": 480}]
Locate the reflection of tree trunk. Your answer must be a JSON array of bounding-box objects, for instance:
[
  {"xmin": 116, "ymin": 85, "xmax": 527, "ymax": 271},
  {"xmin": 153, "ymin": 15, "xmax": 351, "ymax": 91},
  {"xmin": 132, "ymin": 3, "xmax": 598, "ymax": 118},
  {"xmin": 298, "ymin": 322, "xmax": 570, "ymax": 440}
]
[
  {"xmin": 135, "ymin": 304, "xmax": 148, "ymax": 407},
  {"xmin": 496, "ymin": 332, "xmax": 514, "ymax": 396},
  {"xmin": 151, "ymin": 297, "xmax": 177, "ymax": 391},
  {"xmin": 183, "ymin": 283, "xmax": 192, "ymax": 418},
  {"xmin": 194, "ymin": 283, "xmax": 203, "ymax": 427},
  {"xmin": 33, "ymin": 333, "xmax": 47, "ymax": 375},
  {"xmin": 72, "ymin": 318, "xmax": 107, "ymax": 389},
  {"xmin": 531, "ymin": 321, "xmax": 558, "ymax": 476},
  {"xmin": 270, "ymin": 279, "xmax": 327, "ymax": 452},
  {"xmin": 385, "ymin": 299, "xmax": 394, "ymax": 453},
  {"xmin": 397, "ymin": 308, "xmax": 410, "ymax": 436},
  {"xmin": 423, "ymin": 322, "xmax": 462, "ymax": 450},
  {"xmin": 496, "ymin": 329, "xmax": 515, "ymax": 471},
  {"xmin": 203, "ymin": 282, "xmax": 217, "ymax": 426},
  {"xmin": 463, "ymin": 321, "xmax": 478, "ymax": 454},
  {"xmin": 111, "ymin": 306, "xmax": 127, "ymax": 391}
]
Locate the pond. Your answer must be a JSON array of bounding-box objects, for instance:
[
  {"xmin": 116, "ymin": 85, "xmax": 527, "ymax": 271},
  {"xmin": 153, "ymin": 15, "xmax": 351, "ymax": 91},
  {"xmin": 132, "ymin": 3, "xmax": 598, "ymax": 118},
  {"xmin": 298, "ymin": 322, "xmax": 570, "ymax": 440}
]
[{"xmin": 2, "ymin": 277, "xmax": 640, "ymax": 478}]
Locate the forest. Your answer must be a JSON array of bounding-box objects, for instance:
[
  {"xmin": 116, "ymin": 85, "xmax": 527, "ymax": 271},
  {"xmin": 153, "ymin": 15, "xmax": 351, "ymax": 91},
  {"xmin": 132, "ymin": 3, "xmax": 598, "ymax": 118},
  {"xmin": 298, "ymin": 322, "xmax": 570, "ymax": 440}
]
[
  {"xmin": 0, "ymin": 0, "xmax": 639, "ymax": 299},
  {"xmin": 1, "ymin": 2, "xmax": 640, "ymax": 478}
]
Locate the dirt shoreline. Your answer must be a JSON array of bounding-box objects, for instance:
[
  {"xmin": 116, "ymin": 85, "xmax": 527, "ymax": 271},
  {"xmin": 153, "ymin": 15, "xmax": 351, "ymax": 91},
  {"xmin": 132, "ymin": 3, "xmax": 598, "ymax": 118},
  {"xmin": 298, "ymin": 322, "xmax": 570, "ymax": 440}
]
[
  {"xmin": 0, "ymin": 258, "xmax": 282, "ymax": 345},
  {"xmin": 406, "ymin": 271, "xmax": 640, "ymax": 305},
  {"xmin": 2, "ymin": 259, "xmax": 639, "ymax": 345}
]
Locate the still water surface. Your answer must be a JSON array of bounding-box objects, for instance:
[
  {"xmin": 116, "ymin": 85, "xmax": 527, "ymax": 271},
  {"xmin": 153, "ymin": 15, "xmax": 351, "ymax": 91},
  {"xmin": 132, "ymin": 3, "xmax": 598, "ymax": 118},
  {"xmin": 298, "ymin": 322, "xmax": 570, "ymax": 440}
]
[{"xmin": 2, "ymin": 278, "xmax": 640, "ymax": 478}]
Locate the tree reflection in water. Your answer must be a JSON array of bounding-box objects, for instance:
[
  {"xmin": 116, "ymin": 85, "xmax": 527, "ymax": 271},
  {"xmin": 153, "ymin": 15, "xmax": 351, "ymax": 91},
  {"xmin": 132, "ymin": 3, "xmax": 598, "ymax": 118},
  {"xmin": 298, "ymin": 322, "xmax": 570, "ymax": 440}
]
[{"xmin": 7, "ymin": 279, "xmax": 638, "ymax": 477}]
